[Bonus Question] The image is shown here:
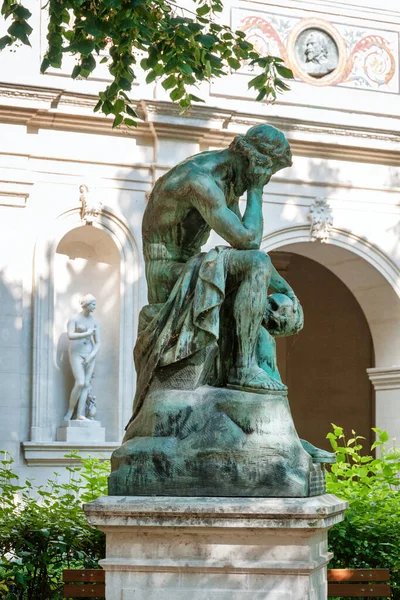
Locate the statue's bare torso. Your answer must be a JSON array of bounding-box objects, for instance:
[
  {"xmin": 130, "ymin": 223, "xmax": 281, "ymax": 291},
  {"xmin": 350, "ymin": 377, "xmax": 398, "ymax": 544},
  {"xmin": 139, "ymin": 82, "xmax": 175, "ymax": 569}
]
[{"xmin": 143, "ymin": 150, "xmax": 239, "ymax": 263}]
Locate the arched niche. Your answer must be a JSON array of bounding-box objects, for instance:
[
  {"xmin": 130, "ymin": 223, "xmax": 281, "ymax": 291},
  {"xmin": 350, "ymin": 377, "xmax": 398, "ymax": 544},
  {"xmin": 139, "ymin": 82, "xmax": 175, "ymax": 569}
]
[
  {"xmin": 30, "ymin": 208, "xmax": 141, "ymax": 444},
  {"xmin": 54, "ymin": 226, "xmax": 120, "ymax": 440}
]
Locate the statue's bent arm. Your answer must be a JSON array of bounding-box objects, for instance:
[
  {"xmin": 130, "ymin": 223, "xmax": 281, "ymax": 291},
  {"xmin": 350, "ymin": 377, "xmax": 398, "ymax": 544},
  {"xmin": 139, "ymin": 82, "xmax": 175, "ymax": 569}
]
[
  {"xmin": 67, "ymin": 317, "xmax": 93, "ymax": 340},
  {"xmin": 191, "ymin": 178, "xmax": 263, "ymax": 250},
  {"xmin": 90, "ymin": 323, "xmax": 101, "ymax": 360}
]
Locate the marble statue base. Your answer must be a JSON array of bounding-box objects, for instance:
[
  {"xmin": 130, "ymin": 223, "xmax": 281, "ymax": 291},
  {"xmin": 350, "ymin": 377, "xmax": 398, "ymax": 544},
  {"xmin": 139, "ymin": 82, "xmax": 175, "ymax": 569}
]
[
  {"xmin": 56, "ymin": 419, "xmax": 105, "ymax": 443},
  {"xmin": 109, "ymin": 385, "xmax": 325, "ymax": 497},
  {"xmin": 83, "ymin": 494, "xmax": 347, "ymax": 600}
]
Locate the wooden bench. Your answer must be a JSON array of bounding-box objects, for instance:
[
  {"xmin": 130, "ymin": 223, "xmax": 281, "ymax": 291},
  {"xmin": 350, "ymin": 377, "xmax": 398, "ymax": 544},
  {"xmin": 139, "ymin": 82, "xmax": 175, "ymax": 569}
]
[
  {"xmin": 63, "ymin": 569, "xmax": 105, "ymax": 598},
  {"xmin": 63, "ymin": 568, "xmax": 391, "ymax": 598},
  {"xmin": 328, "ymin": 569, "xmax": 391, "ymax": 598}
]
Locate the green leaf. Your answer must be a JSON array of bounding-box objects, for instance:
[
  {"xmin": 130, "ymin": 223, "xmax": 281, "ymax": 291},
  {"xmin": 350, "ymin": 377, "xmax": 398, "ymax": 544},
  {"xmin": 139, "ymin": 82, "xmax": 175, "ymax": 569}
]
[
  {"xmin": 228, "ymin": 57, "xmax": 241, "ymax": 70},
  {"xmin": 170, "ymin": 86, "xmax": 185, "ymax": 101},
  {"xmin": 197, "ymin": 34, "xmax": 215, "ymax": 49},
  {"xmin": 14, "ymin": 5, "xmax": 32, "ymax": 19},
  {"xmin": 180, "ymin": 63, "xmax": 193, "ymax": 76},
  {"xmin": 196, "ymin": 4, "xmax": 210, "ymax": 16},
  {"xmin": 145, "ymin": 70, "xmax": 157, "ymax": 84},
  {"xmin": 40, "ymin": 57, "xmax": 50, "ymax": 73},
  {"xmin": 7, "ymin": 20, "xmax": 32, "ymax": 45},
  {"xmin": 125, "ymin": 104, "xmax": 137, "ymax": 118},
  {"xmin": 112, "ymin": 114, "xmax": 123, "ymax": 128},
  {"xmin": 0, "ymin": 35, "xmax": 12, "ymax": 50},
  {"xmin": 256, "ymin": 88, "xmax": 266, "ymax": 102},
  {"xmin": 124, "ymin": 117, "xmax": 137, "ymax": 127},
  {"xmin": 379, "ymin": 430, "xmax": 389, "ymax": 443},
  {"xmin": 71, "ymin": 64, "xmax": 82, "ymax": 79},
  {"xmin": 275, "ymin": 64, "xmax": 294, "ymax": 79},
  {"xmin": 189, "ymin": 94, "xmax": 205, "ymax": 102},
  {"xmin": 162, "ymin": 74, "xmax": 177, "ymax": 90},
  {"xmin": 248, "ymin": 73, "xmax": 267, "ymax": 90},
  {"xmin": 74, "ymin": 39, "xmax": 95, "ymax": 55}
]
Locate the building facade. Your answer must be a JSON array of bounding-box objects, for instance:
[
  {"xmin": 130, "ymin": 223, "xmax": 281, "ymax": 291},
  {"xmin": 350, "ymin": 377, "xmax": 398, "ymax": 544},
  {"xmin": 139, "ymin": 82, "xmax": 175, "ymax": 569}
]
[{"xmin": 0, "ymin": 0, "xmax": 399, "ymax": 481}]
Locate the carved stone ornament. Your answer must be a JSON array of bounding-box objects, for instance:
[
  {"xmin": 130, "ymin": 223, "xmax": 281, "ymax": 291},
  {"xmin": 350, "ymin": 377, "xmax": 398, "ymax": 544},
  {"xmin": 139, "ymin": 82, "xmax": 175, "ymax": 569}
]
[
  {"xmin": 309, "ymin": 196, "xmax": 333, "ymax": 243},
  {"xmin": 79, "ymin": 184, "xmax": 103, "ymax": 225}
]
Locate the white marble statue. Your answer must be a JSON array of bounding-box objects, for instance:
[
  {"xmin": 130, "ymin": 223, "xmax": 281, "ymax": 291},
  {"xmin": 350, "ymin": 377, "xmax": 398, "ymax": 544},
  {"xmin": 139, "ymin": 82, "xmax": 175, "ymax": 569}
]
[{"xmin": 64, "ymin": 294, "xmax": 101, "ymax": 421}]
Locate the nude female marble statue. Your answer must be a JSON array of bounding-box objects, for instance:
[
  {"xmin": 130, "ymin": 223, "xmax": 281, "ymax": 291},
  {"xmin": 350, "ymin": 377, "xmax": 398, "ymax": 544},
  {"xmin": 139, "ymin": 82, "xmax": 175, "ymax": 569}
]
[{"xmin": 64, "ymin": 294, "xmax": 101, "ymax": 421}]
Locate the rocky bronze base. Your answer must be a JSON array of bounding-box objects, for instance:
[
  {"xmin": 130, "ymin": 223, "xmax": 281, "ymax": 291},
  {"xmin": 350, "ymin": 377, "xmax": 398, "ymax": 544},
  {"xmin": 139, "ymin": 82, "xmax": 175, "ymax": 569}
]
[{"xmin": 109, "ymin": 385, "xmax": 325, "ymax": 497}]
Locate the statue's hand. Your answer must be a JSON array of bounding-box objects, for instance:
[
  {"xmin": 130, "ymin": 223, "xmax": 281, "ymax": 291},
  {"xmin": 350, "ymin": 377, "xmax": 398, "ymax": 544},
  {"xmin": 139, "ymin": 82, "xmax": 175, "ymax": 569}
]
[
  {"xmin": 287, "ymin": 291, "xmax": 299, "ymax": 312},
  {"xmin": 247, "ymin": 166, "xmax": 271, "ymax": 190},
  {"xmin": 83, "ymin": 355, "xmax": 94, "ymax": 367}
]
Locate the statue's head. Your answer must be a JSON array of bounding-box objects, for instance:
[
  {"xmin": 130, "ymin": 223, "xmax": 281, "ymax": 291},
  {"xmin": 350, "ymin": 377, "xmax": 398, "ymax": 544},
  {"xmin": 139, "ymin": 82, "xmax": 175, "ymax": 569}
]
[
  {"xmin": 80, "ymin": 293, "xmax": 97, "ymax": 312},
  {"xmin": 229, "ymin": 125, "xmax": 292, "ymax": 193},
  {"xmin": 263, "ymin": 293, "xmax": 304, "ymax": 337},
  {"xmin": 305, "ymin": 32, "xmax": 329, "ymax": 64}
]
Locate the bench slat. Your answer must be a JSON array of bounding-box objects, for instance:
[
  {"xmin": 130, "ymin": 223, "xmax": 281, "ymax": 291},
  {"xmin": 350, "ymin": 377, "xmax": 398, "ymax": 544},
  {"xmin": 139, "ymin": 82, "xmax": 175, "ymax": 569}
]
[
  {"xmin": 63, "ymin": 570, "xmax": 105, "ymax": 582},
  {"xmin": 328, "ymin": 569, "xmax": 390, "ymax": 582},
  {"xmin": 328, "ymin": 583, "xmax": 391, "ymax": 597},
  {"xmin": 63, "ymin": 583, "xmax": 105, "ymax": 598}
]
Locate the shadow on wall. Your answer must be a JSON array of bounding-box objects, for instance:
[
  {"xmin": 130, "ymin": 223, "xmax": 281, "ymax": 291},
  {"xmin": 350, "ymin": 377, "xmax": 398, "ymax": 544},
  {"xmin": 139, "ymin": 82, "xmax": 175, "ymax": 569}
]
[{"xmin": 0, "ymin": 269, "xmax": 26, "ymax": 460}]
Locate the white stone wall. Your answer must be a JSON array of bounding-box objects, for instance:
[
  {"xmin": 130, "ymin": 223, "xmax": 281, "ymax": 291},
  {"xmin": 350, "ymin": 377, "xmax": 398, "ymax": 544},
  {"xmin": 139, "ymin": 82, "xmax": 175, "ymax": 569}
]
[{"xmin": 0, "ymin": 0, "xmax": 399, "ymax": 481}]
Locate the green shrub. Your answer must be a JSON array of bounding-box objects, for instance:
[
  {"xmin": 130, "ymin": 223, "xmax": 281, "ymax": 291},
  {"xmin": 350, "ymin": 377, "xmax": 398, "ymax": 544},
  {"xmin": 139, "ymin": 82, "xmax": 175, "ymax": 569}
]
[
  {"xmin": 327, "ymin": 425, "xmax": 400, "ymax": 599},
  {"xmin": 0, "ymin": 451, "xmax": 109, "ymax": 600}
]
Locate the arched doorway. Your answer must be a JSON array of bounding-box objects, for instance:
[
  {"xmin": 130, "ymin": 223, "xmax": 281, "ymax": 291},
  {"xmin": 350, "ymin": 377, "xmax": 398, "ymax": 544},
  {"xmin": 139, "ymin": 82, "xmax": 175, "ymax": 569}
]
[
  {"xmin": 262, "ymin": 228, "xmax": 400, "ymax": 445},
  {"xmin": 271, "ymin": 251, "xmax": 374, "ymax": 451}
]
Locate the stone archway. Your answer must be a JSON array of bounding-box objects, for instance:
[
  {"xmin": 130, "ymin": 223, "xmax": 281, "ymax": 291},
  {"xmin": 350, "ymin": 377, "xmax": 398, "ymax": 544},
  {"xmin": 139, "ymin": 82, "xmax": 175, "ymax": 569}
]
[
  {"xmin": 30, "ymin": 207, "xmax": 141, "ymax": 444},
  {"xmin": 270, "ymin": 251, "xmax": 374, "ymax": 450},
  {"xmin": 262, "ymin": 225, "xmax": 400, "ymax": 444}
]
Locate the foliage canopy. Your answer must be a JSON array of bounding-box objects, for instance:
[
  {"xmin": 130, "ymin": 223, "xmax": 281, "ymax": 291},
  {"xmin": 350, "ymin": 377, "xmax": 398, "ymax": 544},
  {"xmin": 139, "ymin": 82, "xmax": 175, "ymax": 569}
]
[
  {"xmin": 0, "ymin": 452, "xmax": 108, "ymax": 599},
  {"xmin": 0, "ymin": 0, "xmax": 293, "ymax": 127},
  {"xmin": 326, "ymin": 425, "xmax": 400, "ymax": 599}
]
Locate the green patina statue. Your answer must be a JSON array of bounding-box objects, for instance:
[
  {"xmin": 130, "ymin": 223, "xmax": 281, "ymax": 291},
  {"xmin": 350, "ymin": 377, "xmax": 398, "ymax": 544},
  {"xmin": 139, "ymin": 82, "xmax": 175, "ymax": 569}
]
[{"xmin": 109, "ymin": 124, "xmax": 334, "ymax": 498}]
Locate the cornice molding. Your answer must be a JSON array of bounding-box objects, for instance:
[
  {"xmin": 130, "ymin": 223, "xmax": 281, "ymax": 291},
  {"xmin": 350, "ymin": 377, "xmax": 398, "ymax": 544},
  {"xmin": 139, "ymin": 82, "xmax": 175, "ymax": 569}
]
[
  {"xmin": 0, "ymin": 84, "xmax": 399, "ymax": 165},
  {"xmin": 367, "ymin": 367, "xmax": 400, "ymax": 391}
]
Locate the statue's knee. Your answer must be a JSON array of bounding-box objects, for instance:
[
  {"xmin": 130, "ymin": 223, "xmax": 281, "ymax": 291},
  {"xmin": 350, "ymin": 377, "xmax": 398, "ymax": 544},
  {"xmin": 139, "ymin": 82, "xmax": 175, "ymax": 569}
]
[
  {"xmin": 75, "ymin": 379, "xmax": 85, "ymax": 391},
  {"xmin": 248, "ymin": 250, "xmax": 271, "ymax": 275}
]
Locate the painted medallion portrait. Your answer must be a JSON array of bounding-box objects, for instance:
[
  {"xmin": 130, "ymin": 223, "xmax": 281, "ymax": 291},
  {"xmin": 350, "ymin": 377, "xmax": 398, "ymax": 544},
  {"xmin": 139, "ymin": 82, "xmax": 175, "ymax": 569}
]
[{"xmin": 294, "ymin": 27, "xmax": 339, "ymax": 79}]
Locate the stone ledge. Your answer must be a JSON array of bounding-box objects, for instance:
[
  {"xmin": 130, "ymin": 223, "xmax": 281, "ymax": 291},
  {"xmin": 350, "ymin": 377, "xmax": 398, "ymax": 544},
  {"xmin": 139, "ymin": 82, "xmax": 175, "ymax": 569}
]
[
  {"xmin": 21, "ymin": 441, "xmax": 119, "ymax": 465},
  {"xmin": 84, "ymin": 494, "xmax": 347, "ymax": 530},
  {"xmin": 367, "ymin": 366, "xmax": 400, "ymax": 390},
  {"xmin": 99, "ymin": 555, "xmax": 333, "ymax": 575}
]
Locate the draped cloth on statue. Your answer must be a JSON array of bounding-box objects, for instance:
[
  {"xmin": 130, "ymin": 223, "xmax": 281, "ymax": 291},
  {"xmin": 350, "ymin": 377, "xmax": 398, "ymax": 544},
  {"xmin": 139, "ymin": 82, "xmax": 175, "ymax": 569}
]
[{"xmin": 128, "ymin": 246, "xmax": 233, "ymax": 425}]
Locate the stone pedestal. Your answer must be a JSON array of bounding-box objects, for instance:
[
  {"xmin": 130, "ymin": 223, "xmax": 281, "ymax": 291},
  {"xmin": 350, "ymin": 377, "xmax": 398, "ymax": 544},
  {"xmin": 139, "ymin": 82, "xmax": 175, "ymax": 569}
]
[
  {"xmin": 110, "ymin": 385, "xmax": 325, "ymax": 497},
  {"xmin": 56, "ymin": 419, "xmax": 105, "ymax": 442},
  {"xmin": 83, "ymin": 494, "xmax": 347, "ymax": 600}
]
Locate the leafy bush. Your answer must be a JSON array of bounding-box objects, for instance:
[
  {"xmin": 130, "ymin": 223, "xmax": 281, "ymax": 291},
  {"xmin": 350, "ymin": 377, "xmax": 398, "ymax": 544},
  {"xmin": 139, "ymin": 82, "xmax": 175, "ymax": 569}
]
[
  {"xmin": 327, "ymin": 425, "xmax": 400, "ymax": 599},
  {"xmin": 0, "ymin": 452, "xmax": 109, "ymax": 600}
]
